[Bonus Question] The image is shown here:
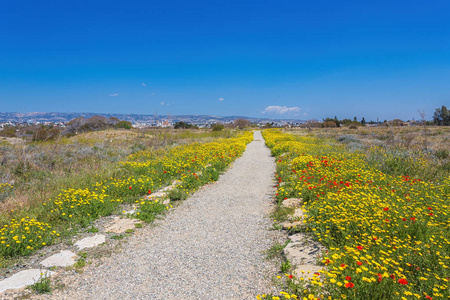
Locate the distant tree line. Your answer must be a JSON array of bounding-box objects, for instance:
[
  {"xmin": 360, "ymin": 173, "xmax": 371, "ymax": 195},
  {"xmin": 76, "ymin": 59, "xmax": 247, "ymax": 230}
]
[
  {"xmin": 322, "ymin": 116, "xmax": 367, "ymax": 128},
  {"xmin": 63, "ymin": 116, "xmax": 132, "ymax": 136},
  {"xmin": 173, "ymin": 121, "xmax": 198, "ymax": 129},
  {"xmin": 0, "ymin": 115, "xmax": 132, "ymax": 141}
]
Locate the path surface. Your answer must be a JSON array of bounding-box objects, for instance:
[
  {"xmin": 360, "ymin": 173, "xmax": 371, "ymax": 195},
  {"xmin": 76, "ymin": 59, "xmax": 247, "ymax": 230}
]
[{"xmin": 49, "ymin": 131, "xmax": 278, "ymax": 300}]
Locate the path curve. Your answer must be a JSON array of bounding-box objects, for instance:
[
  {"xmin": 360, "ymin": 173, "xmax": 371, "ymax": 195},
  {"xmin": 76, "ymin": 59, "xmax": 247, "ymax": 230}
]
[{"xmin": 49, "ymin": 131, "xmax": 278, "ymax": 300}]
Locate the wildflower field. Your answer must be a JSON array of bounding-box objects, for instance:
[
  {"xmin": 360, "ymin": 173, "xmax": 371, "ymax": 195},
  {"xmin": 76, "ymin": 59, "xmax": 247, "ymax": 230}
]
[
  {"xmin": 0, "ymin": 131, "xmax": 252, "ymax": 261},
  {"xmin": 262, "ymin": 130, "xmax": 450, "ymax": 300}
]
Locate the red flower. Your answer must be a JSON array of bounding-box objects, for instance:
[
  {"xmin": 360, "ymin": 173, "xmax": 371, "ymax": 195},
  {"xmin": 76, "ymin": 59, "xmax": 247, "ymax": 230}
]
[
  {"xmin": 429, "ymin": 213, "xmax": 434, "ymax": 216},
  {"xmin": 340, "ymin": 263, "xmax": 347, "ymax": 268},
  {"xmin": 385, "ymin": 219, "xmax": 389, "ymax": 222},
  {"xmin": 345, "ymin": 276, "xmax": 352, "ymax": 281},
  {"xmin": 378, "ymin": 273, "xmax": 382, "ymax": 282},
  {"xmin": 344, "ymin": 282, "xmax": 354, "ymax": 288},
  {"xmin": 426, "ymin": 295, "xmax": 432, "ymax": 299},
  {"xmin": 356, "ymin": 245, "xmax": 363, "ymax": 250},
  {"xmin": 402, "ymin": 218, "xmax": 407, "ymax": 221},
  {"xmin": 427, "ymin": 207, "xmax": 432, "ymax": 210},
  {"xmin": 129, "ymin": 186, "xmax": 132, "ymax": 189},
  {"xmin": 398, "ymin": 278, "xmax": 408, "ymax": 285},
  {"xmin": 390, "ymin": 274, "xmax": 395, "ymax": 280},
  {"xmin": 288, "ymin": 274, "xmax": 293, "ymax": 279},
  {"xmin": 148, "ymin": 190, "xmax": 152, "ymax": 194},
  {"xmin": 357, "ymin": 261, "xmax": 363, "ymax": 266},
  {"xmin": 383, "ymin": 207, "xmax": 389, "ymax": 211},
  {"xmin": 325, "ymin": 259, "xmax": 330, "ymax": 265},
  {"xmin": 373, "ymin": 237, "xmax": 378, "ymax": 241},
  {"xmin": 410, "ymin": 217, "xmax": 416, "ymax": 222}
]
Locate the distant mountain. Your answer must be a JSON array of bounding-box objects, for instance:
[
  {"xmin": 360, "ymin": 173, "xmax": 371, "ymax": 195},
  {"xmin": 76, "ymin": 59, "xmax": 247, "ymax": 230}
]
[{"xmin": 0, "ymin": 112, "xmax": 305, "ymax": 126}]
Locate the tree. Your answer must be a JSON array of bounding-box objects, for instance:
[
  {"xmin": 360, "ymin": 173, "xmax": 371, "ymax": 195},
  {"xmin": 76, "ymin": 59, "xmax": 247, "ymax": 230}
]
[
  {"xmin": 361, "ymin": 117, "xmax": 366, "ymax": 126},
  {"xmin": 174, "ymin": 121, "xmax": 192, "ymax": 129},
  {"xmin": 63, "ymin": 117, "xmax": 86, "ymax": 135},
  {"xmin": 34, "ymin": 127, "xmax": 61, "ymax": 141},
  {"xmin": 108, "ymin": 117, "xmax": 120, "ymax": 126},
  {"xmin": 85, "ymin": 115, "xmax": 109, "ymax": 130},
  {"xmin": 433, "ymin": 105, "xmax": 450, "ymax": 126},
  {"xmin": 233, "ymin": 119, "xmax": 250, "ymax": 129}
]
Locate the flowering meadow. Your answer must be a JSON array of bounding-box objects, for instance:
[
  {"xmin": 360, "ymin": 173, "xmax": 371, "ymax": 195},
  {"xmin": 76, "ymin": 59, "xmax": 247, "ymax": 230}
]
[
  {"xmin": 0, "ymin": 132, "xmax": 253, "ymax": 260},
  {"xmin": 261, "ymin": 130, "xmax": 450, "ymax": 300}
]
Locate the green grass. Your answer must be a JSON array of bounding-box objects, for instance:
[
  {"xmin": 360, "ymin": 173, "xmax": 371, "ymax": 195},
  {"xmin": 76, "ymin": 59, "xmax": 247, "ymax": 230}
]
[
  {"xmin": 266, "ymin": 241, "xmax": 290, "ymax": 260},
  {"xmin": 28, "ymin": 273, "xmax": 52, "ymax": 294}
]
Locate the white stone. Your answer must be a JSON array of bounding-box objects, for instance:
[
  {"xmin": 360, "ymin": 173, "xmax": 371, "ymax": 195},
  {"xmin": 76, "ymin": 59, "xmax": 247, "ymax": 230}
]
[
  {"xmin": 74, "ymin": 234, "xmax": 106, "ymax": 250},
  {"xmin": 105, "ymin": 217, "xmax": 140, "ymax": 234},
  {"xmin": 159, "ymin": 180, "xmax": 182, "ymax": 192},
  {"xmin": 145, "ymin": 192, "xmax": 167, "ymax": 199},
  {"xmin": 283, "ymin": 233, "xmax": 325, "ymax": 266},
  {"xmin": 293, "ymin": 208, "xmax": 304, "ymax": 219},
  {"xmin": 281, "ymin": 198, "xmax": 303, "ymax": 208},
  {"xmin": 282, "ymin": 221, "xmax": 303, "ymax": 230},
  {"xmin": 0, "ymin": 269, "xmax": 55, "ymax": 294},
  {"xmin": 40, "ymin": 250, "xmax": 77, "ymax": 267}
]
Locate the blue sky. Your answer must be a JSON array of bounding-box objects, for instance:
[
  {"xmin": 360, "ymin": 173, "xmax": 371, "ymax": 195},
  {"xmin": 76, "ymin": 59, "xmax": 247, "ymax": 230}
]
[{"xmin": 0, "ymin": 0, "xmax": 449, "ymax": 121}]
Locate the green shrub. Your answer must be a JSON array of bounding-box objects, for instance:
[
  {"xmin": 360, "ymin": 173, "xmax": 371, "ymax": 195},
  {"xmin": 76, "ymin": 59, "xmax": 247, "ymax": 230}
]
[
  {"xmin": 115, "ymin": 121, "xmax": 132, "ymax": 129},
  {"xmin": 211, "ymin": 124, "xmax": 224, "ymax": 131}
]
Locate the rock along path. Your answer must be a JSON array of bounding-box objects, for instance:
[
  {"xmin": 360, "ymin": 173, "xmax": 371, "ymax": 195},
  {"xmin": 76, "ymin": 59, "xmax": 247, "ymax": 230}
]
[{"xmin": 49, "ymin": 131, "xmax": 278, "ymax": 300}]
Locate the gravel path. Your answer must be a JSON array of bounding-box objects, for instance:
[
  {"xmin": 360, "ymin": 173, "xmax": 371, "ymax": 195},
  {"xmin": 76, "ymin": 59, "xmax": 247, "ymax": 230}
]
[{"xmin": 49, "ymin": 131, "xmax": 279, "ymax": 300}]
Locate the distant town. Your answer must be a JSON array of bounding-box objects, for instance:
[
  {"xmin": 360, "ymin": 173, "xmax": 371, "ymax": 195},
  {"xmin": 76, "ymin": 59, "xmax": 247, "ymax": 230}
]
[{"xmin": 0, "ymin": 112, "xmax": 306, "ymax": 129}]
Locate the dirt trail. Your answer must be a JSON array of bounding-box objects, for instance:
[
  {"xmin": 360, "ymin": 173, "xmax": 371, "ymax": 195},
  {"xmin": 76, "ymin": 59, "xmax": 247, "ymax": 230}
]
[{"xmin": 48, "ymin": 131, "xmax": 279, "ymax": 300}]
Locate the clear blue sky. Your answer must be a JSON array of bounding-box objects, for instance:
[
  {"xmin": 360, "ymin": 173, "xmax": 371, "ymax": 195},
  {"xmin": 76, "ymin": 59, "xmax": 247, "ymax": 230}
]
[{"xmin": 1, "ymin": 0, "xmax": 449, "ymax": 121}]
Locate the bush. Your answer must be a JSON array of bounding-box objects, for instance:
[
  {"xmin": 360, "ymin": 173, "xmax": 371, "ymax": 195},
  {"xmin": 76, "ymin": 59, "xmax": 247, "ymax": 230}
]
[
  {"xmin": 211, "ymin": 124, "xmax": 224, "ymax": 131},
  {"xmin": 322, "ymin": 121, "xmax": 337, "ymax": 128},
  {"xmin": 0, "ymin": 127, "xmax": 17, "ymax": 137},
  {"xmin": 435, "ymin": 149, "xmax": 449, "ymax": 159},
  {"xmin": 115, "ymin": 121, "xmax": 132, "ymax": 129}
]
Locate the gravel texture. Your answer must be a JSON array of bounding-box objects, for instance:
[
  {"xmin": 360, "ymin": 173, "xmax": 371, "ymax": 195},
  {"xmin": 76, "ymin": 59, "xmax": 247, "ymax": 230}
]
[{"xmin": 47, "ymin": 131, "xmax": 280, "ymax": 300}]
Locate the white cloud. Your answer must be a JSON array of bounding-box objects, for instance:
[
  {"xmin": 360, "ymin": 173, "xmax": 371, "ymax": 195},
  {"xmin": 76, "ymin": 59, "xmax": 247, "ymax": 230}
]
[
  {"xmin": 160, "ymin": 101, "xmax": 165, "ymax": 106},
  {"xmin": 110, "ymin": 93, "xmax": 119, "ymax": 97},
  {"xmin": 219, "ymin": 97, "xmax": 224, "ymax": 101},
  {"xmin": 262, "ymin": 105, "xmax": 300, "ymax": 114},
  {"xmin": 141, "ymin": 83, "xmax": 146, "ymax": 87}
]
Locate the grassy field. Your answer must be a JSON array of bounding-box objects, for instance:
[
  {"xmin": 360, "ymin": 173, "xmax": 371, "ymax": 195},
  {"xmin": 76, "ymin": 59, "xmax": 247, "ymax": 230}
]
[
  {"xmin": 0, "ymin": 128, "xmax": 251, "ymax": 266},
  {"xmin": 287, "ymin": 126, "xmax": 450, "ymax": 182},
  {"xmin": 262, "ymin": 127, "xmax": 450, "ymax": 300}
]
